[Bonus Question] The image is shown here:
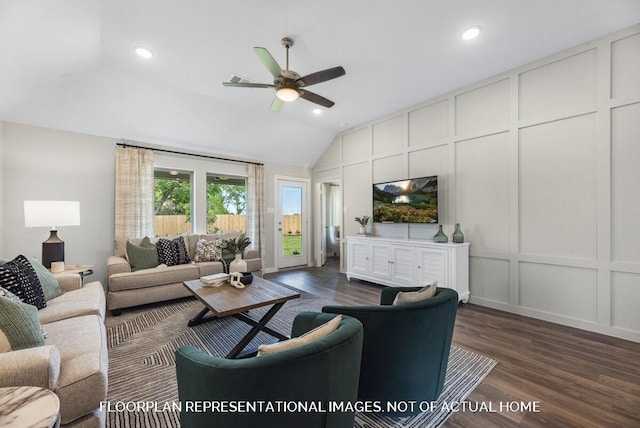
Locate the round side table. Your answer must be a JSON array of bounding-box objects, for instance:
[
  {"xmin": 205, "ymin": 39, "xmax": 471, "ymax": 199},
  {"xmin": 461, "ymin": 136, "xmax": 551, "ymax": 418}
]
[{"xmin": 0, "ymin": 386, "xmax": 60, "ymax": 427}]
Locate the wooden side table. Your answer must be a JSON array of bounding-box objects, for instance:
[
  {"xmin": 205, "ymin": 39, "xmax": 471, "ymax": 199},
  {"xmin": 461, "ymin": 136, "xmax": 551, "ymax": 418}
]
[{"xmin": 0, "ymin": 386, "xmax": 60, "ymax": 427}]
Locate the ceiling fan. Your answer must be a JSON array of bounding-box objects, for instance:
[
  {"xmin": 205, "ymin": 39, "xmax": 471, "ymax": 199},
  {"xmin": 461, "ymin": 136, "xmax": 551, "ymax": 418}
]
[{"xmin": 223, "ymin": 37, "xmax": 346, "ymax": 111}]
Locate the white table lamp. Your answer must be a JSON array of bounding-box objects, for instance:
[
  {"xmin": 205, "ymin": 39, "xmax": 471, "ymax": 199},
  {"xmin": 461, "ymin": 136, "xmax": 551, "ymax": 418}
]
[{"xmin": 24, "ymin": 201, "xmax": 81, "ymax": 268}]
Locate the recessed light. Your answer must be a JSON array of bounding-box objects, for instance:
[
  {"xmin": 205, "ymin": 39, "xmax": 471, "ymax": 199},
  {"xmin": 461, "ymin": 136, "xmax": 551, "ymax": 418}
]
[
  {"xmin": 169, "ymin": 170, "xmax": 179, "ymax": 176},
  {"xmin": 313, "ymin": 108, "xmax": 323, "ymax": 115},
  {"xmin": 461, "ymin": 25, "xmax": 482, "ymax": 41},
  {"xmin": 134, "ymin": 46, "xmax": 154, "ymax": 59}
]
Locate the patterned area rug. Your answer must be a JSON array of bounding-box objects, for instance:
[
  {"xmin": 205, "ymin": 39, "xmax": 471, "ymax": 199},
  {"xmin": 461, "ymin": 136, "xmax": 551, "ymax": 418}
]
[{"xmin": 105, "ymin": 295, "xmax": 496, "ymax": 428}]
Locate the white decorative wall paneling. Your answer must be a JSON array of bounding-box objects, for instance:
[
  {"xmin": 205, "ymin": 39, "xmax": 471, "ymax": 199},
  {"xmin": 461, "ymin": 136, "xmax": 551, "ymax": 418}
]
[{"xmin": 314, "ymin": 24, "xmax": 640, "ymax": 342}]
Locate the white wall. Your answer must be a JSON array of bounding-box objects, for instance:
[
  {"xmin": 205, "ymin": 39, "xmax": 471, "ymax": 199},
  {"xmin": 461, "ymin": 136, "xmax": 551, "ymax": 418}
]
[
  {"xmin": 314, "ymin": 24, "xmax": 640, "ymax": 342},
  {"xmin": 1, "ymin": 122, "xmax": 116, "ymax": 284}
]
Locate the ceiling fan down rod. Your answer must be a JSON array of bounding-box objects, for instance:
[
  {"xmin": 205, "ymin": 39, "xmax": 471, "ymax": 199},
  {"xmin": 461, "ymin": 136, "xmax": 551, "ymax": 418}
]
[{"xmin": 282, "ymin": 37, "xmax": 293, "ymax": 71}]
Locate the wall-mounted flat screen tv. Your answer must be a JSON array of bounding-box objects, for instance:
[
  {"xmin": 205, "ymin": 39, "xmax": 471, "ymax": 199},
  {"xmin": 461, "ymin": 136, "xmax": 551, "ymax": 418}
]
[{"xmin": 373, "ymin": 176, "xmax": 438, "ymax": 224}]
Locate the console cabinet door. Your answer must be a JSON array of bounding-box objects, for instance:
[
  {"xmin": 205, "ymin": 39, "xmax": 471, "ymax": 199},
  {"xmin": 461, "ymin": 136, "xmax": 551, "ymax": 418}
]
[
  {"xmin": 416, "ymin": 248, "xmax": 449, "ymax": 288},
  {"xmin": 370, "ymin": 244, "xmax": 392, "ymax": 279},
  {"xmin": 348, "ymin": 240, "xmax": 369, "ymax": 276},
  {"xmin": 391, "ymin": 245, "xmax": 415, "ymax": 285}
]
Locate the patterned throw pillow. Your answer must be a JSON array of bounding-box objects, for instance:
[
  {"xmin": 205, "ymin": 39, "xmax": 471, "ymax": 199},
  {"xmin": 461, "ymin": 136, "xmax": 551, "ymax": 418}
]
[
  {"xmin": 0, "ymin": 257, "xmax": 63, "ymax": 301},
  {"xmin": 126, "ymin": 236, "xmax": 160, "ymax": 271},
  {"xmin": 0, "ymin": 295, "xmax": 45, "ymax": 353},
  {"xmin": 0, "ymin": 255, "xmax": 46, "ymax": 309},
  {"xmin": 156, "ymin": 236, "xmax": 191, "ymax": 266},
  {"xmin": 194, "ymin": 239, "xmax": 222, "ymax": 262}
]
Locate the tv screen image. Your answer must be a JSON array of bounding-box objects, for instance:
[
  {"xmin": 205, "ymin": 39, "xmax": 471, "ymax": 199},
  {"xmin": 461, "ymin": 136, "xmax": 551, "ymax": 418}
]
[{"xmin": 372, "ymin": 176, "xmax": 438, "ymax": 224}]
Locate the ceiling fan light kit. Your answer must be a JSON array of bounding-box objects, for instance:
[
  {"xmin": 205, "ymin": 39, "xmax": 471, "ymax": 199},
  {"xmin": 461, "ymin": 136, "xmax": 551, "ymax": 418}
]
[
  {"xmin": 223, "ymin": 37, "xmax": 345, "ymax": 111},
  {"xmin": 276, "ymin": 86, "xmax": 299, "ymax": 102}
]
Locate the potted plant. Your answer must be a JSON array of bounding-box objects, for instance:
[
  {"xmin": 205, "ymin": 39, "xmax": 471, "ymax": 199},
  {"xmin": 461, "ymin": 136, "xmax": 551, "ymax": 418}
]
[
  {"xmin": 355, "ymin": 215, "xmax": 370, "ymax": 235},
  {"xmin": 219, "ymin": 233, "xmax": 251, "ymax": 273}
]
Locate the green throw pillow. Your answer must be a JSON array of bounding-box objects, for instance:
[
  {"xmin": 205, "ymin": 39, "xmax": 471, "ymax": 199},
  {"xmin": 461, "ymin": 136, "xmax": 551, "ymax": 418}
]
[
  {"xmin": 29, "ymin": 258, "xmax": 64, "ymax": 301},
  {"xmin": 0, "ymin": 295, "xmax": 45, "ymax": 352},
  {"xmin": 126, "ymin": 237, "xmax": 159, "ymax": 272}
]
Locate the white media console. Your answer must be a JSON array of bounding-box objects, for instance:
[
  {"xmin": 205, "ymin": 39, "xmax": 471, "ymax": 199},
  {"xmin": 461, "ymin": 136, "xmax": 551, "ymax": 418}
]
[{"xmin": 346, "ymin": 235, "xmax": 470, "ymax": 303}]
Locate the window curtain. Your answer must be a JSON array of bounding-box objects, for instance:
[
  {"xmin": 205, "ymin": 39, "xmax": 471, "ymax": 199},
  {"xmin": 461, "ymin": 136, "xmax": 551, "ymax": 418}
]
[
  {"xmin": 246, "ymin": 164, "xmax": 265, "ymax": 260},
  {"xmin": 114, "ymin": 146, "xmax": 155, "ymax": 238}
]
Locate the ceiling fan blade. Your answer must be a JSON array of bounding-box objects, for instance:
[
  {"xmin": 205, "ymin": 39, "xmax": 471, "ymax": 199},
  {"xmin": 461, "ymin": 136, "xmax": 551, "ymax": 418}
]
[
  {"xmin": 254, "ymin": 47, "xmax": 283, "ymax": 79},
  {"xmin": 297, "ymin": 66, "xmax": 345, "ymax": 87},
  {"xmin": 299, "ymin": 89, "xmax": 335, "ymax": 108},
  {"xmin": 270, "ymin": 97, "xmax": 284, "ymax": 112},
  {"xmin": 222, "ymin": 82, "xmax": 275, "ymax": 88}
]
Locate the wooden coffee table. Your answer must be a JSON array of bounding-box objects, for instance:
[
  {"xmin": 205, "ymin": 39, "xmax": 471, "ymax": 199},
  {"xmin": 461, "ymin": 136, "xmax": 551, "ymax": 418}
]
[{"xmin": 183, "ymin": 276, "xmax": 300, "ymax": 358}]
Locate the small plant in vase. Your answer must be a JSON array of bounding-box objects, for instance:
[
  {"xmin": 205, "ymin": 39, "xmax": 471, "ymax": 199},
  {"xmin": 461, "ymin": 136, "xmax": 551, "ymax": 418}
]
[
  {"xmin": 355, "ymin": 215, "xmax": 370, "ymax": 235},
  {"xmin": 219, "ymin": 233, "xmax": 251, "ymax": 273}
]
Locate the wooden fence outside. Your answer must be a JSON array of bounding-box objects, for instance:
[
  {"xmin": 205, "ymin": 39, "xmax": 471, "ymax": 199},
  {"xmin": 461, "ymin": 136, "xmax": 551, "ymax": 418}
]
[
  {"xmin": 155, "ymin": 215, "xmax": 191, "ymax": 236},
  {"xmin": 154, "ymin": 214, "xmax": 302, "ymax": 236},
  {"xmin": 282, "ymin": 215, "xmax": 302, "ymax": 235}
]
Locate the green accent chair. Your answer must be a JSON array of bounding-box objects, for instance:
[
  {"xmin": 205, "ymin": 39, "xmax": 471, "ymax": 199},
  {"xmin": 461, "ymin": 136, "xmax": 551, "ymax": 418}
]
[
  {"xmin": 322, "ymin": 287, "xmax": 459, "ymax": 416},
  {"xmin": 175, "ymin": 312, "xmax": 363, "ymax": 428}
]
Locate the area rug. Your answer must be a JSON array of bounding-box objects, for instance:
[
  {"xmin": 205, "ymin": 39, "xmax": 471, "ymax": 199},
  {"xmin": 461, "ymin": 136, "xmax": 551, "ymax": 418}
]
[{"xmin": 105, "ymin": 295, "xmax": 496, "ymax": 428}]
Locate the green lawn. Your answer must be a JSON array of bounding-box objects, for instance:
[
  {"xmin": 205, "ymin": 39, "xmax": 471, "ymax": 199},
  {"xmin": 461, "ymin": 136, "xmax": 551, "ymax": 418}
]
[{"xmin": 283, "ymin": 235, "xmax": 302, "ymax": 256}]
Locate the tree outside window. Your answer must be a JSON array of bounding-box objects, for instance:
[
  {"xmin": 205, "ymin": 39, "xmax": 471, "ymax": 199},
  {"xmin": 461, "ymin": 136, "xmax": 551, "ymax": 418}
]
[
  {"xmin": 153, "ymin": 171, "xmax": 247, "ymax": 236},
  {"xmin": 207, "ymin": 175, "xmax": 246, "ymax": 234},
  {"xmin": 154, "ymin": 170, "xmax": 192, "ymax": 236}
]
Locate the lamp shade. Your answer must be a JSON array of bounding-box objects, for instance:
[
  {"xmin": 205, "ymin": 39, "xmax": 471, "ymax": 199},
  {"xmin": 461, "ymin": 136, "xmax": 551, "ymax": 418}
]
[{"xmin": 24, "ymin": 201, "xmax": 81, "ymax": 228}]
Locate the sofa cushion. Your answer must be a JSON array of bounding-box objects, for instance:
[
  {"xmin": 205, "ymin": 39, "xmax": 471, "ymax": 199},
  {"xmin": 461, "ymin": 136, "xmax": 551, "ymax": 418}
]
[
  {"xmin": 0, "ymin": 255, "xmax": 46, "ymax": 309},
  {"xmin": 45, "ymin": 314, "xmax": 108, "ymax": 425},
  {"xmin": 393, "ymin": 282, "xmax": 437, "ymax": 305},
  {"xmin": 0, "ymin": 292, "xmax": 45, "ymax": 352},
  {"xmin": 109, "ymin": 264, "xmax": 200, "ymax": 292},
  {"xmin": 38, "ymin": 282, "xmax": 106, "ymax": 324},
  {"xmin": 156, "ymin": 236, "xmax": 191, "ymax": 266},
  {"xmin": 196, "ymin": 261, "xmax": 226, "ymax": 277},
  {"xmin": 126, "ymin": 236, "xmax": 160, "ymax": 271},
  {"xmin": 257, "ymin": 314, "xmax": 342, "ymax": 356}
]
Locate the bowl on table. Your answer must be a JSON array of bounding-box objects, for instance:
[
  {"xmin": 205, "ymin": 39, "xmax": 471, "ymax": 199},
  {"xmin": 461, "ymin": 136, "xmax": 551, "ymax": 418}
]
[{"xmin": 239, "ymin": 272, "xmax": 254, "ymax": 285}]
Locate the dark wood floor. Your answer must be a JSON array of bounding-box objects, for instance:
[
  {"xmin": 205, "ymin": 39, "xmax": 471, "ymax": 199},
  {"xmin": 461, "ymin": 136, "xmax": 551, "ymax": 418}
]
[{"xmin": 266, "ymin": 258, "xmax": 640, "ymax": 427}]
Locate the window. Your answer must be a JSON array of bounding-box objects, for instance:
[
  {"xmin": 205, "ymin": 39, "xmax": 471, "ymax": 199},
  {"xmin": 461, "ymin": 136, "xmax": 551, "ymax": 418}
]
[
  {"xmin": 154, "ymin": 169, "xmax": 192, "ymax": 236},
  {"xmin": 206, "ymin": 175, "xmax": 247, "ymax": 234}
]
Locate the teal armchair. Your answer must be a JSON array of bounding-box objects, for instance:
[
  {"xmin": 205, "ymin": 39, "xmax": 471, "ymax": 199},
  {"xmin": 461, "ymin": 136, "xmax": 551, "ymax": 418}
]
[
  {"xmin": 322, "ymin": 287, "xmax": 458, "ymax": 416},
  {"xmin": 175, "ymin": 312, "xmax": 363, "ymax": 428}
]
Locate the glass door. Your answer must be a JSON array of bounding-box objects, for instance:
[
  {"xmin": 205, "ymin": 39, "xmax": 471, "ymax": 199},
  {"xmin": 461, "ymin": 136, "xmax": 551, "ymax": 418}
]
[{"xmin": 277, "ymin": 178, "xmax": 308, "ymax": 269}]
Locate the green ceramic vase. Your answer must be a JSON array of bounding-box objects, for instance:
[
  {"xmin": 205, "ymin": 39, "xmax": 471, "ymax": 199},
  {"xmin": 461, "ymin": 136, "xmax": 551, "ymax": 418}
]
[
  {"xmin": 453, "ymin": 223, "xmax": 464, "ymax": 243},
  {"xmin": 433, "ymin": 225, "xmax": 448, "ymax": 243}
]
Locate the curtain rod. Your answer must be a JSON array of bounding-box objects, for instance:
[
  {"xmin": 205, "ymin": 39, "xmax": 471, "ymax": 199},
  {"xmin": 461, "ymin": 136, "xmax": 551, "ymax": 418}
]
[{"xmin": 116, "ymin": 142, "xmax": 263, "ymax": 166}]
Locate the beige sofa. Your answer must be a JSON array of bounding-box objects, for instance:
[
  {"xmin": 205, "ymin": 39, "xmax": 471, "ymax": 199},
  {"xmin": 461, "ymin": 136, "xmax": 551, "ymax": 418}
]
[
  {"xmin": 107, "ymin": 233, "xmax": 262, "ymax": 315},
  {"xmin": 0, "ymin": 274, "xmax": 108, "ymax": 428}
]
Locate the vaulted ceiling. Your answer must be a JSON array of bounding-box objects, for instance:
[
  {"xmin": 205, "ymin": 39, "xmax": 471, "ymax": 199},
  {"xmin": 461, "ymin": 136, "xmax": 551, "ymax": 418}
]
[{"xmin": 1, "ymin": 1, "xmax": 639, "ymax": 167}]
